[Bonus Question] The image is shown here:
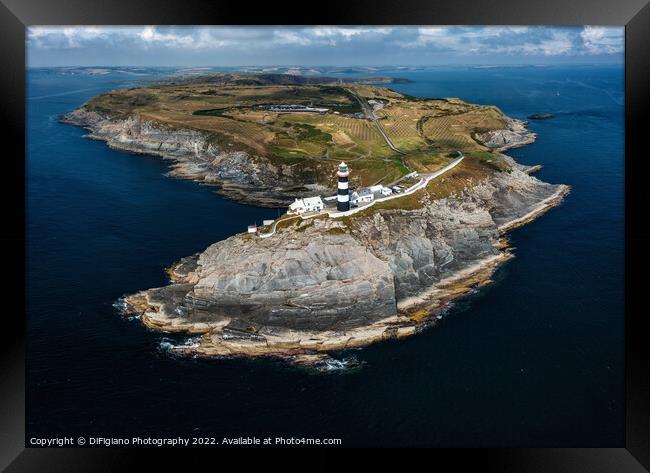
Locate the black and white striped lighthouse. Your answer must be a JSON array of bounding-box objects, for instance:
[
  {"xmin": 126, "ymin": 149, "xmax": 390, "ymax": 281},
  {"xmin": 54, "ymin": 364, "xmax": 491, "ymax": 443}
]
[{"xmin": 336, "ymin": 161, "xmax": 350, "ymax": 212}]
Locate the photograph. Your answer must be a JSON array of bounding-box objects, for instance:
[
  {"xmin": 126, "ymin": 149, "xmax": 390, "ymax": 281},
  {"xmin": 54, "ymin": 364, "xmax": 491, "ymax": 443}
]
[{"xmin": 11, "ymin": 17, "xmax": 641, "ymax": 457}]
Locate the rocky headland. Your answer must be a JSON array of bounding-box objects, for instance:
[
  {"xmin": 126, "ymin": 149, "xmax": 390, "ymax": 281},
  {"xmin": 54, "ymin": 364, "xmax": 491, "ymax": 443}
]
[
  {"xmin": 61, "ymin": 108, "xmax": 325, "ymax": 207},
  {"xmin": 63, "ymin": 94, "xmax": 569, "ymax": 364},
  {"xmin": 121, "ymin": 152, "xmax": 568, "ymax": 361},
  {"xmin": 477, "ymin": 117, "xmax": 537, "ymax": 152}
]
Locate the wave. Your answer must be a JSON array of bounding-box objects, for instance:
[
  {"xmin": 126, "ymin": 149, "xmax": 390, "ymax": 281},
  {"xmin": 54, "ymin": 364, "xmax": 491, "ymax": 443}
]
[
  {"xmin": 159, "ymin": 337, "xmax": 202, "ymax": 352},
  {"xmin": 313, "ymin": 355, "xmax": 364, "ymax": 373}
]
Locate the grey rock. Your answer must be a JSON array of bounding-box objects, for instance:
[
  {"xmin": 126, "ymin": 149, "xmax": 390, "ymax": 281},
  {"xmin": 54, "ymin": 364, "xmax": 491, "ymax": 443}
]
[
  {"xmin": 61, "ymin": 108, "xmax": 329, "ymax": 207},
  {"xmin": 128, "ymin": 164, "xmax": 567, "ymax": 333}
]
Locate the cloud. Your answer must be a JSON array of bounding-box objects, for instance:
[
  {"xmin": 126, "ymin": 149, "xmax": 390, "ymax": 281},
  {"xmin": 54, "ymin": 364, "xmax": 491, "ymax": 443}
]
[
  {"xmin": 580, "ymin": 26, "xmax": 624, "ymax": 54},
  {"xmin": 271, "ymin": 27, "xmax": 393, "ymax": 47},
  {"xmin": 311, "ymin": 26, "xmax": 393, "ymax": 41},
  {"xmin": 29, "ymin": 26, "xmax": 110, "ymax": 48},
  {"xmin": 273, "ymin": 29, "xmax": 319, "ymax": 46},
  {"xmin": 27, "ymin": 25, "xmax": 624, "ymax": 60},
  {"xmin": 395, "ymin": 26, "xmax": 621, "ymax": 57},
  {"xmin": 139, "ymin": 27, "xmax": 195, "ymax": 47},
  {"xmin": 492, "ymin": 30, "xmax": 574, "ymax": 56}
]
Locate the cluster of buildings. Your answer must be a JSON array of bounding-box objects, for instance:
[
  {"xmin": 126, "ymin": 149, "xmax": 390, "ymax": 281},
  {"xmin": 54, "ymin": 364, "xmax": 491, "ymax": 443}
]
[
  {"xmin": 249, "ymin": 162, "xmax": 419, "ymax": 232},
  {"xmin": 288, "ymin": 196, "xmax": 326, "ymax": 214},
  {"xmin": 287, "ymin": 162, "xmax": 396, "ymax": 216},
  {"xmin": 261, "ymin": 104, "xmax": 329, "ymax": 113}
]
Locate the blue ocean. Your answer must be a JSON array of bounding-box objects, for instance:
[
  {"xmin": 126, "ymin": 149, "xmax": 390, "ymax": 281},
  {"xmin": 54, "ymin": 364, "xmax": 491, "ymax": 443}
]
[{"xmin": 27, "ymin": 65, "xmax": 624, "ymax": 446}]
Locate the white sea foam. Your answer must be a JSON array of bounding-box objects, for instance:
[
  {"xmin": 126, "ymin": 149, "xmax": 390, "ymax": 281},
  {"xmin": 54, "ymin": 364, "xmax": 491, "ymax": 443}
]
[
  {"xmin": 159, "ymin": 337, "xmax": 201, "ymax": 351},
  {"xmin": 315, "ymin": 355, "xmax": 361, "ymax": 372}
]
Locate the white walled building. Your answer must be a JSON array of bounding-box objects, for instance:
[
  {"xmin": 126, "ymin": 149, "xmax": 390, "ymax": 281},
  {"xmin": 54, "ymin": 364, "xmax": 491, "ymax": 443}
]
[
  {"xmin": 350, "ymin": 188, "xmax": 374, "ymax": 206},
  {"xmin": 369, "ymin": 185, "xmax": 393, "ymax": 196},
  {"xmin": 288, "ymin": 196, "xmax": 325, "ymax": 214}
]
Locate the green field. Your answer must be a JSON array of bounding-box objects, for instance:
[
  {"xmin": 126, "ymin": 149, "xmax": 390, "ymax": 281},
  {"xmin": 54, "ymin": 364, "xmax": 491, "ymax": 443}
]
[{"xmin": 84, "ymin": 75, "xmax": 508, "ymax": 191}]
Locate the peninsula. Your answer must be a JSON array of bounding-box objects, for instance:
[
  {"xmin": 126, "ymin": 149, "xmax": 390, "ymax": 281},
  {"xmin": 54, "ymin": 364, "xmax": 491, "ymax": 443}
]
[{"xmin": 63, "ymin": 73, "xmax": 569, "ymax": 364}]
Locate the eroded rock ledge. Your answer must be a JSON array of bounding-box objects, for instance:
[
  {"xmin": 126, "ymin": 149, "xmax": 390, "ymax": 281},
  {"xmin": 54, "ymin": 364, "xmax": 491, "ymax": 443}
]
[{"xmin": 477, "ymin": 117, "xmax": 537, "ymax": 152}]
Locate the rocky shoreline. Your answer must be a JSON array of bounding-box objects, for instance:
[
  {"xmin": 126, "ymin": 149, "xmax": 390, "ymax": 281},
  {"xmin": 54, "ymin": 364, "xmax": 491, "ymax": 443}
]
[
  {"xmin": 477, "ymin": 117, "xmax": 537, "ymax": 152},
  {"xmin": 64, "ymin": 104, "xmax": 568, "ymax": 365},
  {"xmin": 61, "ymin": 108, "xmax": 326, "ymax": 207},
  {"xmin": 120, "ymin": 165, "xmax": 568, "ymax": 364}
]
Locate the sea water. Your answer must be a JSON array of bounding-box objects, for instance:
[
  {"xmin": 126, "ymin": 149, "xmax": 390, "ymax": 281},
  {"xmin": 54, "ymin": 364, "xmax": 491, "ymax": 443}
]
[{"xmin": 27, "ymin": 65, "xmax": 623, "ymax": 446}]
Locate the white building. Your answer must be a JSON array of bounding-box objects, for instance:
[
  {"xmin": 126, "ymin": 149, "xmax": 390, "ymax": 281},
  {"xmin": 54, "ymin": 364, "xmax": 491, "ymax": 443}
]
[
  {"xmin": 267, "ymin": 105, "xmax": 329, "ymax": 113},
  {"xmin": 351, "ymin": 188, "xmax": 374, "ymax": 206},
  {"xmin": 369, "ymin": 185, "xmax": 392, "ymax": 196},
  {"xmin": 288, "ymin": 196, "xmax": 324, "ymax": 214},
  {"xmin": 368, "ymin": 99, "xmax": 385, "ymax": 111},
  {"xmin": 247, "ymin": 224, "xmax": 257, "ymax": 233}
]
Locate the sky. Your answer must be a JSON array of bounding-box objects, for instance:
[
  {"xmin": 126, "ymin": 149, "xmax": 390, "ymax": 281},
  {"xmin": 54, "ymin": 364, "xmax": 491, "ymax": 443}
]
[{"xmin": 27, "ymin": 26, "xmax": 624, "ymax": 67}]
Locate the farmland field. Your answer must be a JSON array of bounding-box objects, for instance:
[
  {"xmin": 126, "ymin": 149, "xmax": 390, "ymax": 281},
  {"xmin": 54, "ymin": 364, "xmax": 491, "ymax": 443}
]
[{"xmin": 83, "ymin": 74, "xmax": 508, "ymax": 188}]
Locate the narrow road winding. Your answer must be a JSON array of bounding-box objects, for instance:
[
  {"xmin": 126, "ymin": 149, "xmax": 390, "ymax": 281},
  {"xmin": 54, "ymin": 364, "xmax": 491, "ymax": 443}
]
[
  {"xmin": 258, "ymin": 215, "xmax": 299, "ymax": 239},
  {"xmin": 347, "ymin": 89, "xmax": 406, "ymax": 156},
  {"xmin": 257, "ymin": 151, "xmax": 465, "ymax": 237}
]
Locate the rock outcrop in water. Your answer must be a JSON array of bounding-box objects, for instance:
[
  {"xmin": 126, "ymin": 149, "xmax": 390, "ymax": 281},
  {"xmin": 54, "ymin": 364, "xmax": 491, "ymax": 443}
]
[{"xmin": 477, "ymin": 117, "xmax": 537, "ymax": 152}]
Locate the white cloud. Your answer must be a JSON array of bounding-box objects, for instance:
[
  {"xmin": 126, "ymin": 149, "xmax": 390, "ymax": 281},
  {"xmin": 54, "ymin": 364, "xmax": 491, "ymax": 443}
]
[
  {"xmin": 311, "ymin": 26, "xmax": 392, "ymax": 41},
  {"xmin": 273, "ymin": 30, "xmax": 317, "ymax": 46},
  {"xmin": 29, "ymin": 26, "xmax": 109, "ymax": 48},
  {"xmin": 27, "ymin": 25, "xmax": 624, "ymax": 58},
  {"xmin": 580, "ymin": 26, "xmax": 624, "ymax": 54},
  {"xmin": 398, "ymin": 26, "xmax": 455, "ymax": 48},
  {"xmin": 271, "ymin": 27, "xmax": 393, "ymax": 47},
  {"xmin": 399, "ymin": 27, "xmax": 575, "ymax": 56},
  {"xmin": 138, "ymin": 27, "xmax": 195, "ymax": 48}
]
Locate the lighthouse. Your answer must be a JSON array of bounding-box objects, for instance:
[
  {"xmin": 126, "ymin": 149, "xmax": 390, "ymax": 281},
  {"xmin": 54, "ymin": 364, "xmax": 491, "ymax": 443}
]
[{"xmin": 336, "ymin": 161, "xmax": 350, "ymax": 212}]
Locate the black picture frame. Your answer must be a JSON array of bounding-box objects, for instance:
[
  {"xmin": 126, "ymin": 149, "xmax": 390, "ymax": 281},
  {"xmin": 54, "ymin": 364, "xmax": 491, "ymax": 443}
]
[{"xmin": 2, "ymin": 0, "xmax": 648, "ymax": 467}]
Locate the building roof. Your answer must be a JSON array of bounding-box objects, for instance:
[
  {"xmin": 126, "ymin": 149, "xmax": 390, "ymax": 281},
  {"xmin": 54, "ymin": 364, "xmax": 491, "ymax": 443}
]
[
  {"xmin": 303, "ymin": 196, "xmax": 324, "ymax": 206},
  {"xmin": 290, "ymin": 196, "xmax": 324, "ymax": 209}
]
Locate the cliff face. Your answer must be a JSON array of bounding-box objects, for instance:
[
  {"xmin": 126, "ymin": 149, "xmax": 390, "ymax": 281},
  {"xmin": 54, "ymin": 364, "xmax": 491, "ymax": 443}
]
[
  {"xmin": 65, "ymin": 104, "xmax": 569, "ymax": 357},
  {"xmin": 61, "ymin": 108, "xmax": 326, "ymax": 206},
  {"xmin": 179, "ymin": 226, "xmax": 397, "ymax": 331},
  {"xmin": 125, "ymin": 163, "xmax": 568, "ymax": 352}
]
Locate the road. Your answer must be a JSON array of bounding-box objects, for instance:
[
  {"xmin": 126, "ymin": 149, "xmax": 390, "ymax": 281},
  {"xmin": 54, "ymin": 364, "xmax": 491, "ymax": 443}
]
[
  {"xmin": 347, "ymin": 89, "xmax": 406, "ymax": 156},
  {"xmin": 258, "ymin": 215, "xmax": 299, "ymax": 239},
  {"xmin": 409, "ymin": 152, "xmax": 464, "ymax": 192},
  {"xmin": 258, "ymin": 152, "xmax": 465, "ymax": 235},
  {"xmin": 325, "ymin": 152, "xmax": 464, "ymax": 219}
]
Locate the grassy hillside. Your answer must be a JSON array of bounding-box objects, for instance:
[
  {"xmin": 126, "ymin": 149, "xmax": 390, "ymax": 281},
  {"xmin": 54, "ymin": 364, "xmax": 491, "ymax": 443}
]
[{"xmin": 83, "ymin": 76, "xmax": 507, "ymax": 189}]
